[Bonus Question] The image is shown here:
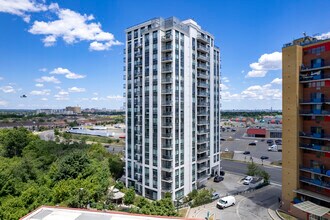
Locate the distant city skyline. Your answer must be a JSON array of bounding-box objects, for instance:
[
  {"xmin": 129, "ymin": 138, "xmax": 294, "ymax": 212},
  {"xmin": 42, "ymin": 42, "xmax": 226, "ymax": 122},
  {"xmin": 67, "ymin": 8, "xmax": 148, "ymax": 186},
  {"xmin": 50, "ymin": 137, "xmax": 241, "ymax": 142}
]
[{"xmin": 0, "ymin": 0, "xmax": 330, "ymax": 109}]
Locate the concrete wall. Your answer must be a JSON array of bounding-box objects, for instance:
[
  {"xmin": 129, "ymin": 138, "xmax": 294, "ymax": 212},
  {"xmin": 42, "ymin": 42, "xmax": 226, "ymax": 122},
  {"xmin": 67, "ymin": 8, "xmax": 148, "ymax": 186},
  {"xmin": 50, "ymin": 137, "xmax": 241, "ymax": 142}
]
[{"xmin": 282, "ymin": 45, "xmax": 303, "ymax": 210}]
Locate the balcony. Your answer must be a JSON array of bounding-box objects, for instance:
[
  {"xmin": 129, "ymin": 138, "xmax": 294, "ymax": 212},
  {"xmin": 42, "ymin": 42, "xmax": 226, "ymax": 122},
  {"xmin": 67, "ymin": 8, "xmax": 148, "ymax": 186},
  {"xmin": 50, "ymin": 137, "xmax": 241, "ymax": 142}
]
[
  {"xmin": 162, "ymin": 111, "xmax": 173, "ymax": 117},
  {"xmin": 300, "ymin": 109, "xmax": 330, "ymax": 115},
  {"xmin": 162, "ymin": 101, "xmax": 172, "ymax": 106},
  {"xmin": 300, "ymin": 98, "xmax": 330, "ymax": 105},
  {"xmin": 162, "ymin": 45, "xmax": 172, "ymax": 52},
  {"xmin": 197, "ymin": 91, "xmax": 208, "ymax": 97},
  {"xmin": 161, "ymin": 185, "xmax": 172, "ymax": 192},
  {"xmin": 197, "ymin": 146, "xmax": 209, "ymax": 154},
  {"xmin": 300, "ymin": 177, "xmax": 330, "ymax": 190},
  {"xmin": 162, "ymin": 34, "xmax": 173, "ymax": 42},
  {"xmin": 300, "ymin": 72, "xmax": 330, "ymax": 83},
  {"xmin": 197, "ymin": 54, "xmax": 210, "ymax": 62},
  {"xmin": 162, "ymin": 56, "xmax": 173, "ymax": 63},
  {"xmin": 135, "ymin": 52, "xmax": 142, "ymax": 58},
  {"xmin": 300, "ymin": 132, "xmax": 330, "ymax": 141},
  {"xmin": 162, "ymin": 143, "xmax": 173, "ymax": 149},
  {"xmin": 162, "ymin": 88, "xmax": 172, "ymax": 94},
  {"xmin": 197, "ymin": 63, "xmax": 209, "ymax": 71},
  {"xmin": 197, "ymin": 156, "xmax": 209, "ymax": 163},
  {"xmin": 197, "ymin": 173, "xmax": 209, "ymax": 182},
  {"xmin": 197, "ymin": 120, "xmax": 208, "ymax": 125},
  {"xmin": 162, "ymin": 67, "xmax": 172, "ymax": 73},
  {"xmin": 162, "ymin": 133, "xmax": 173, "ymax": 139},
  {"xmin": 162, "ymin": 121, "xmax": 172, "ymax": 127},
  {"xmin": 197, "ymin": 34, "xmax": 209, "ymax": 44},
  {"xmin": 162, "ymin": 164, "xmax": 173, "ymax": 172},
  {"xmin": 135, "ymin": 42, "xmax": 142, "ymax": 48},
  {"xmin": 197, "ymin": 102, "xmax": 208, "ymax": 107},
  {"xmin": 162, "ymin": 77, "xmax": 172, "ymax": 84},
  {"xmin": 162, "ymin": 154, "xmax": 173, "ymax": 160},
  {"xmin": 300, "ymin": 166, "xmax": 329, "ymax": 177},
  {"xmin": 300, "ymin": 65, "xmax": 330, "ymax": 73},
  {"xmin": 197, "ymin": 110, "xmax": 209, "ymax": 116},
  {"xmin": 197, "ymin": 129, "xmax": 209, "ymax": 135},
  {"xmin": 197, "ymin": 44, "xmax": 209, "ymax": 53},
  {"xmin": 162, "ymin": 176, "xmax": 173, "ymax": 182},
  {"xmin": 299, "ymin": 143, "xmax": 330, "ymax": 153},
  {"xmin": 197, "ymin": 165, "xmax": 209, "ymax": 173},
  {"xmin": 197, "ymin": 138, "xmax": 209, "ymax": 144},
  {"xmin": 197, "ymin": 71, "xmax": 208, "ymax": 79},
  {"xmin": 197, "ymin": 81, "xmax": 209, "ymax": 88}
]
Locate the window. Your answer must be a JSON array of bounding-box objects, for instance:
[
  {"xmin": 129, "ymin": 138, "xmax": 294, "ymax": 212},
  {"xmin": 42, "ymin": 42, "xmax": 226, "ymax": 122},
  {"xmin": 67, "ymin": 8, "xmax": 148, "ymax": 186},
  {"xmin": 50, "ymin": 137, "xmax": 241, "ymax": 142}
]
[{"xmin": 311, "ymin": 58, "xmax": 324, "ymax": 68}]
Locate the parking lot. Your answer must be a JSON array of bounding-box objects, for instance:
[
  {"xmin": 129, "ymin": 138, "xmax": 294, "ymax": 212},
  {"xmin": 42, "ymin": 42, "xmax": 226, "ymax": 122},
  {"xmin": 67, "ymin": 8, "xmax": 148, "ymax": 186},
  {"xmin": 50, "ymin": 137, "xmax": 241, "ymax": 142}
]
[
  {"xmin": 189, "ymin": 173, "xmax": 281, "ymax": 220},
  {"xmin": 221, "ymin": 127, "xmax": 282, "ymax": 164}
]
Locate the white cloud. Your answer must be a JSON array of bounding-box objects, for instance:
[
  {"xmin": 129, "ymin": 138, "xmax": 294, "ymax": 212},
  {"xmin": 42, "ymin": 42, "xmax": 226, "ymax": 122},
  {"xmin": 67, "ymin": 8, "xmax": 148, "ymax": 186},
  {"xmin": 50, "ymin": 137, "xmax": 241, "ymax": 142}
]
[
  {"xmin": 36, "ymin": 76, "xmax": 61, "ymax": 83},
  {"xmin": 107, "ymin": 95, "xmax": 124, "ymax": 100},
  {"xmin": 316, "ymin": 32, "xmax": 330, "ymax": 40},
  {"xmin": 50, "ymin": 67, "xmax": 85, "ymax": 79},
  {"xmin": 0, "ymin": 77, "xmax": 4, "ymax": 80},
  {"xmin": 93, "ymin": 92, "xmax": 98, "ymax": 96},
  {"xmin": 30, "ymin": 89, "xmax": 50, "ymax": 96},
  {"xmin": 35, "ymin": 83, "xmax": 44, "ymax": 87},
  {"xmin": 222, "ymin": 77, "xmax": 229, "ymax": 83},
  {"xmin": 0, "ymin": 100, "xmax": 8, "ymax": 106},
  {"xmin": 68, "ymin": 87, "xmax": 85, "ymax": 93},
  {"xmin": 220, "ymin": 83, "xmax": 229, "ymax": 91},
  {"xmin": 0, "ymin": 0, "xmax": 47, "ymax": 23},
  {"xmin": 28, "ymin": 6, "xmax": 123, "ymax": 50},
  {"xmin": 246, "ymin": 52, "xmax": 282, "ymax": 78},
  {"xmin": 91, "ymin": 97, "xmax": 99, "ymax": 101},
  {"xmin": 0, "ymin": 85, "xmax": 15, "ymax": 93},
  {"xmin": 271, "ymin": 78, "xmax": 282, "ymax": 85},
  {"xmin": 54, "ymin": 90, "xmax": 69, "ymax": 100},
  {"xmin": 241, "ymin": 70, "xmax": 245, "ymax": 73},
  {"xmin": 38, "ymin": 67, "xmax": 47, "ymax": 72},
  {"xmin": 41, "ymin": 97, "xmax": 48, "ymax": 101}
]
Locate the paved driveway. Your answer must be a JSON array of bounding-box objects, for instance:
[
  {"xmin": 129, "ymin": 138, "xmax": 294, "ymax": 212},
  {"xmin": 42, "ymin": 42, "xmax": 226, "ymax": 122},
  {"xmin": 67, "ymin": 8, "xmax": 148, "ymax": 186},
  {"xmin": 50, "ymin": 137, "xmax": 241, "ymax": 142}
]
[{"xmin": 188, "ymin": 185, "xmax": 281, "ymax": 220}]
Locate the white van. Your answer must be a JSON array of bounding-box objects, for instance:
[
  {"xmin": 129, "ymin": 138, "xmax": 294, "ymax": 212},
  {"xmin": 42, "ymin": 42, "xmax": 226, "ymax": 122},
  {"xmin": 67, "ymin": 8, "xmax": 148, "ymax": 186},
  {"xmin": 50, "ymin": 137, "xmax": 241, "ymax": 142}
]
[{"xmin": 216, "ymin": 196, "xmax": 236, "ymax": 209}]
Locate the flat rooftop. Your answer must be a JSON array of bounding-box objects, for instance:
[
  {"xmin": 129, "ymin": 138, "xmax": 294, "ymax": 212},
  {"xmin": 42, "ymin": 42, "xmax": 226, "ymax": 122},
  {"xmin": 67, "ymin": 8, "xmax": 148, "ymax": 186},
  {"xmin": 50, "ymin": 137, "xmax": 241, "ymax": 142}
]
[{"xmin": 20, "ymin": 206, "xmax": 202, "ymax": 220}]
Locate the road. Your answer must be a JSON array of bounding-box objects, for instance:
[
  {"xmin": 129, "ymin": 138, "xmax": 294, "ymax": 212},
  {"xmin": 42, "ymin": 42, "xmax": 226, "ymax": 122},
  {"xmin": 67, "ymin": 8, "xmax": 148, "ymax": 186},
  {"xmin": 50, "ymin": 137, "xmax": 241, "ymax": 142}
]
[
  {"xmin": 221, "ymin": 159, "xmax": 282, "ymax": 185},
  {"xmin": 189, "ymin": 185, "xmax": 281, "ymax": 220}
]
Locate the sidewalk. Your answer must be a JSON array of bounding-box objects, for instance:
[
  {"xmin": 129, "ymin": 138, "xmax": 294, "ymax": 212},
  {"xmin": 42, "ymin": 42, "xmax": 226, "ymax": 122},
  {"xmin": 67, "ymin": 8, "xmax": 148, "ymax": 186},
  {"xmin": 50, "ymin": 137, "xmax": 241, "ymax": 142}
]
[{"xmin": 268, "ymin": 203, "xmax": 282, "ymax": 220}]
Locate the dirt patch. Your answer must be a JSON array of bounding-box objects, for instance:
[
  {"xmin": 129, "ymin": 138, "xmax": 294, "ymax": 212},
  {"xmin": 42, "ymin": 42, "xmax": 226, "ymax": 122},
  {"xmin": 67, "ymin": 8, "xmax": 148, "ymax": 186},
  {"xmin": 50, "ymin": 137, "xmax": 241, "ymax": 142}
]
[{"xmin": 221, "ymin": 151, "xmax": 234, "ymax": 159}]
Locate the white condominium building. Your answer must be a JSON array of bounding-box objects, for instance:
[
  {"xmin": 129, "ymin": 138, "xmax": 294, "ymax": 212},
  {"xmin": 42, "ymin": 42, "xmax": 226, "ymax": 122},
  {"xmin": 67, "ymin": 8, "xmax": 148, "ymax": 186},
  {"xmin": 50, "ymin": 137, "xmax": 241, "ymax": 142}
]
[{"xmin": 124, "ymin": 17, "xmax": 221, "ymax": 200}]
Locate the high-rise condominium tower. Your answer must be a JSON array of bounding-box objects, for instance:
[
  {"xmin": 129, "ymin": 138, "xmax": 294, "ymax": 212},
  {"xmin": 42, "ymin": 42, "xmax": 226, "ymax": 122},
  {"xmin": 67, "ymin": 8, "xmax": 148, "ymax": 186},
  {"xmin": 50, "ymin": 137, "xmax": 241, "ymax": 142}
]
[
  {"xmin": 282, "ymin": 36, "xmax": 330, "ymax": 219},
  {"xmin": 124, "ymin": 17, "xmax": 221, "ymax": 200}
]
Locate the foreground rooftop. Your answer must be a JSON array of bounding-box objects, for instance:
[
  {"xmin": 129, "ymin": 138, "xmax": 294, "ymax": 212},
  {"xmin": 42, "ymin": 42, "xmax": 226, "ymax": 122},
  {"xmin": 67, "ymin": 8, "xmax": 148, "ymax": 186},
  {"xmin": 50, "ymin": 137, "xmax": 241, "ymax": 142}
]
[{"xmin": 20, "ymin": 206, "xmax": 202, "ymax": 220}]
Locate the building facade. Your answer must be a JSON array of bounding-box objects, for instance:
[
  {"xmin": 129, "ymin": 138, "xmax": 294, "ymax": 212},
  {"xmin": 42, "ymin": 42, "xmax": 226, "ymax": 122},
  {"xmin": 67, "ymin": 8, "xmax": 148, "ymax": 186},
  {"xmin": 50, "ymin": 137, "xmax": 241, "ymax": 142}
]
[
  {"xmin": 282, "ymin": 36, "xmax": 330, "ymax": 219},
  {"xmin": 124, "ymin": 17, "xmax": 221, "ymax": 200}
]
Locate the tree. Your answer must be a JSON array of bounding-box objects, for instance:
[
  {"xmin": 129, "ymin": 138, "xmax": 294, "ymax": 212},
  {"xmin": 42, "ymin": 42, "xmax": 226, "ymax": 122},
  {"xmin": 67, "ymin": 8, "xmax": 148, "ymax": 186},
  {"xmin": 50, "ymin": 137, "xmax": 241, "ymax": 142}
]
[
  {"xmin": 192, "ymin": 189, "xmax": 212, "ymax": 207},
  {"xmin": 108, "ymin": 156, "xmax": 124, "ymax": 179},
  {"xmin": 0, "ymin": 127, "xmax": 35, "ymax": 158},
  {"xmin": 259, "ymin": 170, "xmax": 271, "ymax": 184},
  {"xmin": 124, "ymin": 188, "xmax": 135, "ymax": 205},
  {"xmin": 247, "ymin": 162, "xmax": 259, "ymax": 176}
]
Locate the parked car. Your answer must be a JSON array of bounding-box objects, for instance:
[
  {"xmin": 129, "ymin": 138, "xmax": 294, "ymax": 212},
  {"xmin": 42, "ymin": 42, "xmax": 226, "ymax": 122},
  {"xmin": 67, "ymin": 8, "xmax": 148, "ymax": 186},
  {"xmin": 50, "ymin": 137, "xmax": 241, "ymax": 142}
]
[
  {"xmin": 243, "ymin": 151, "xmax": 250, "ymax": 155},
  {"xmin": 231, "ymin": 129, "xmax": 236, "ymax": 132},
  {"xmin": 224, "ymin": 148, "xmax": 229, "ymax": 152},
  {"xmin": 248, "ymin": 142, "xmax": 256, "ymax": 146},
  {"xmin": 275, "ymin": 139, "xmax": 282, "ymax": 145},
  {"xmin": 260, "ymin": 156, "xmax": 269, "ymax": 160},
  {"xmin": 220, "ymin": 170, "xmax": 225, "ymax": 176},
  {"xmin": 220, "ymin": 138, "xmax": 226, "ymax": 141},
  {"xmin": 217, "ymin": 196, "xmax": 236, "ymax": 209},
  {"xmin": 212, "ymin": 192, "xmax": 220, "ymax": 200},
  {"xmin": 268, "ymin": 145, "xmax": 279, "ymax": 152},
  {"xmin": 266, "ymin": 140, "xmax": 273, "ymax": 144},
  {"xmin": 214, "ymin": 175, "xmax": 224, "ymax": 182},
  {"xmin": 243, "ymin": 176, "xmax": 253, "ymax": 185}
]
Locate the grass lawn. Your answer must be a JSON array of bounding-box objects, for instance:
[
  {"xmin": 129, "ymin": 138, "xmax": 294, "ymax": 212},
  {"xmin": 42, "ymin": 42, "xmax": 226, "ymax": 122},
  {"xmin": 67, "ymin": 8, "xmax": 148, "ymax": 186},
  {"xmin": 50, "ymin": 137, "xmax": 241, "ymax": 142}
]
[{"xmin": 221, "ymin": 151, "xmax": 234, "ymax": 159}]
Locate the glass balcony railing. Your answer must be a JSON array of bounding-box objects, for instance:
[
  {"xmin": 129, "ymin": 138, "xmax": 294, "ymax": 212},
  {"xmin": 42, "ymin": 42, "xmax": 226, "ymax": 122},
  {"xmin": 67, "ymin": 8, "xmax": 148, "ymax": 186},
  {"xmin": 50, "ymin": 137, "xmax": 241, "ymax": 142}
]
[
  {"xmin": 197, "ymin": 44, "xmax": 209, "ymax": 52},
  {"xmin": 197, "ymin": 63, "xmax": 209, "ymax": 70},
  {"xmin": 300, "ymin": 166, "xmax": 329, "ymax": 176},
  {"xmin": 197, "ymin": 71, "xmax": 208, "ymax": 79},
  {"xmin": 162, "ymin": 67, "xmax": 172, "ymax": 73},
  {"xmin": 162, "ymin": 45, "xmax": 172, "ymax": 51},
  {"xmin": 300, "ymin": 143, "xmax": 330, "ymax": 152},
  {"xmin": 162, "ymin": 133, "xmax": 173, "ymax": 138},
  {"xmin": 300, "ymin": 109, "xmax": 330, "ymax": 115},
  {"xmin": 162, "ymin": 56, "xmax": 172, "ymax": 62},
  {"xmin": 197, "ymin": 34, "xmax": 209, "ymax": 43},
  {"xmin": 162, "ymin": 154, "xmax": 173, "ymax": 160},
  {"xmin": 162, "ymin": 77, "xmax": 172, "ymax": 83},
  {"xmin": 197, "ymin": 91, "xmax": 208, "ymax": 96},
  {"xmin": 162, "ymin": 143, "xmax": 172, "ymax": 149},
  {"xmin": 300, "ymin": 177, "xmax": 330, "ymax": 190},
  {"xmin": 300, "ymin": 97, "xmax": 330, "ymax": 104},
  {"xmin": 162, "ymin": 176, "xmax": 173, "ymax": 182},
  {"xmin": 162, "ymin": 34, "xmax": 173, "ymax": 41},
  {"xmin": 300, "ymin": 132, "xmax": 330, "ymax": 141}
]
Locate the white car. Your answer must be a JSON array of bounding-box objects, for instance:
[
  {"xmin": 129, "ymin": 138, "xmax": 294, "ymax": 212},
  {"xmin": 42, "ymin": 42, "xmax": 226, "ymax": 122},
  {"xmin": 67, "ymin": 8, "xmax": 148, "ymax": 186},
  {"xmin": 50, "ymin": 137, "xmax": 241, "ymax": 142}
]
[
  {"xmin": 224, "ymin": 148, "xmax": 229, "ymax": 152},
  {"xmin": 243, "ymin": 176, "xmax": 253, "ymax": 185}
]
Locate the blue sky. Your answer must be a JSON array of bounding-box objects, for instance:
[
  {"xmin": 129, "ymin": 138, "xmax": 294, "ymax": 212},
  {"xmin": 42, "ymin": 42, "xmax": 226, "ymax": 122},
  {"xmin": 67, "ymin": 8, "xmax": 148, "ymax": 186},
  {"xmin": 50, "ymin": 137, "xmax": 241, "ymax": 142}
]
[{"xmin": 0, "ymin": 0, "xmax": 330, "ymax": 110}]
